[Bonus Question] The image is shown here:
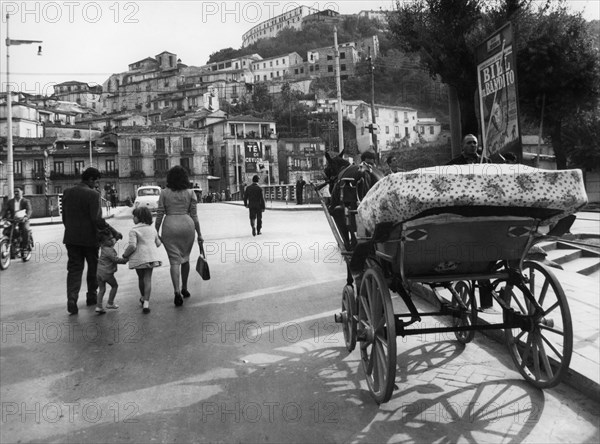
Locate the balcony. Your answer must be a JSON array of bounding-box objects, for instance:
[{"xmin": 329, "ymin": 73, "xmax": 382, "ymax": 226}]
[
  {"xmin": 31, "ymin": 170, "xmax": 45, "ymax": 180},
  {"xmin": 154, "ymin": 170, "xmax": 168, "ymax": 178},
  {"xmin": 101, "ymin": 169, "xmax": 119, "ymax": 178},
  {"xmin": 129, "ymin": 170, "xmax": 146, "ymax": 179}
]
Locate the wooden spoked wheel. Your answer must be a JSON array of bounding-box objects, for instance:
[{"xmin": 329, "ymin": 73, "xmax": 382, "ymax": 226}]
[
  {"xmin": 452, "ymin": 280, "xmax": 477, "ymax": 344},
  {"xmin": 358, "ymin": 267, "xmax": 397, "ymax": 404},
  {"xmin": 341, "ymin": 284, "xmax": 357, "ymax": 352},
  {"xmin": 0, "ymin": 238, "xmax": 10, "ymax": 270},
  {"xmin": 503, "ymin": 260, "xmax": 573, "ymax": 388}
]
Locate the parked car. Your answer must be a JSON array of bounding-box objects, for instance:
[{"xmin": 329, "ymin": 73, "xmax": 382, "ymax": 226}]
[{"xmin": 134, "ymin": 186, "xmax": 161, "ymax": 213}]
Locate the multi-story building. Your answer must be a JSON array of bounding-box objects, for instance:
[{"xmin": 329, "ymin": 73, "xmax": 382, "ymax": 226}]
[
  {"xmin": 303, "ymin": 36, "xmax": 379, "ymax": 81},
  {"xmin": 0, "ymin": 132, "xmax": 116, "ymax": 197},
  {"xmin": 203, "ymin": 115, "xmax": 278, "ymax": 193},
  {"xmin": 277, "ymin": 137, "xmax": 326, "ymax": 184},
  {"xmin": 101, "ymin": 51, "xmax": 190, "ymax": 114},
  {"xmin": 251, "ymin": 52, "xmax": 303, "ymax": 82},
  {"xmin": 242, "ymin": 5, "xmax": 319, "ymax": 47},
  {"xmin": 113, "ymin": 125, "xmax": 209, "ymax": 201},
  {"xmin": 415, "ymin": 118, "xmax": 443, "ymax": 143},
  {"xmin": 53, "ymin": 81, "xmax": 102, "ymax": 111}
]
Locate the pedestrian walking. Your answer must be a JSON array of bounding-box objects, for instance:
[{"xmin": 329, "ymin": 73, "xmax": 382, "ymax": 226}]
[
  {"xmin": 62, "ymin": 167, "xmax": 122, "ymax": 315},
  {"xmin": 243, "ymin": 175, "xmax": 265, "ymax": 236},
  {"xmin": 155, "ymin": 165, "xmax": 203, "ymax": 307},
  {"xmin": 296, "ymin": 175, "xmax": 306, "ymax": 205},
  {"xmin": 123, "ymin": 207, "xmax": 162, "ymax": 314},
  {"xmin": 95, "ymin": 230, "xmax": 128, "ymax": 314}
]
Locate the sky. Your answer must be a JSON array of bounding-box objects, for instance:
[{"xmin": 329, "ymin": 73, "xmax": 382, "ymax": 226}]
[{"xmin": 1, "ymin": 0, "xmax": 598, "ymax": 97}]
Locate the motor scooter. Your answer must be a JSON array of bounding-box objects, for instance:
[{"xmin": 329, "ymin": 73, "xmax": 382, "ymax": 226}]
[{"xmin": 0, "ymin": 209, "xmax": 34, "ymax": 270}]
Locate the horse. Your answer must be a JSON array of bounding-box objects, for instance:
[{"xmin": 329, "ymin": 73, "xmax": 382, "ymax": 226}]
[{"xmin": 323, "ymin": 150, "xmax": 385, "ymax": 251}]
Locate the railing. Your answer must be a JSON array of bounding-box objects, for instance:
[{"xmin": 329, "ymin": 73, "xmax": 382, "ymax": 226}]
[{"xmin": 255, "ymin": 184, "xmax": 320, "ymax": 204}]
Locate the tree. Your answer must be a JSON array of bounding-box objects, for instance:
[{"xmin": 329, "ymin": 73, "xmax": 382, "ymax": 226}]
[
  {"xmin": 562, "ymin": 110, "xmax": 600, "ymax": 168},
  {"xmin": 387, "ymin": 0, "xmax": 483, "ymax": 137},
  {"xmin": 388, "ymin": 0, "xmax": 600, "ymax": 168}
]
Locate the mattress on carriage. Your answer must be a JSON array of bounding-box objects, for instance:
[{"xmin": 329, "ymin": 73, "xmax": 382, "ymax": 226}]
[{"xmin": 357, "ymin": 164, "xmax": 588, "ymax": 233}]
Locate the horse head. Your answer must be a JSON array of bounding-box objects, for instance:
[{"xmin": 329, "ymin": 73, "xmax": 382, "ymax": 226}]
[{"xmin": 324, "ymin": 149, "xmax": 350, "ymax": 183}]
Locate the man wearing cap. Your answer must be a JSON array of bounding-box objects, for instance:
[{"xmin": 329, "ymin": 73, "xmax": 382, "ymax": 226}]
[{"xmin": 62, "ymin": 167, "xmax": 122, "ymax": 314}]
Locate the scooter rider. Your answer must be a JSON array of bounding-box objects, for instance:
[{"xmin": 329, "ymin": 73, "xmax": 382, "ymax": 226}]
[{"xmin": 2, "ymin": 188, "xmax": 32, "ymax": 252}]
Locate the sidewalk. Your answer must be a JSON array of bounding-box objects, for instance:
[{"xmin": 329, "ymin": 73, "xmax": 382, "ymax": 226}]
[{"xmin": 28, "ymin": 204, "xmax": 600, "ymax": 401}]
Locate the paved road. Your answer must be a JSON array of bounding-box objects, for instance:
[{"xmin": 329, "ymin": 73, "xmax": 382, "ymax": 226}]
[{"xmin": 1, "ymin": 204, "xmax": 598, "ymax": 443}]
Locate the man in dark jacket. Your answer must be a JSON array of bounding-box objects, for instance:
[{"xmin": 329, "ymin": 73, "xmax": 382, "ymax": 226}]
[
  {"xmin": 447, "ymin": 134, "xmax": 490, "ymax": 165},
  {"xmin": 62, "ymin": 167, "xmax": 122, "ymax": 314},
  {"xmin": 243, "ymin": 175, "xmax": 265, "ymax": 236},
  {"xmin": 2, "ymin": 187, "xmax": 32, "ymax": 252}
]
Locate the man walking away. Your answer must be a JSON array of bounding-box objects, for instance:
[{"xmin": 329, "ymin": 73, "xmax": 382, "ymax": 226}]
[
  {"xmin": 243, "ymin": 175, "xmax": 265, "ymax": 236},
  {"xmin": 62, "ymin": 167, "xmax": 122, "ymax": 315}
]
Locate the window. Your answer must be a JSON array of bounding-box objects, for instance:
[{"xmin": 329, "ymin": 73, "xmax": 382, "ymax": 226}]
[
  {"xmin": 405, "ymin": 127, "xmax": 409, "ymax": 137},
  {"xmin": 106, "ymin": 159, "xmax": 116, "ymax": 172},
  {"xmin": 54, "ymin": 161, "xmax": 64, "ymax": 173},
  {"xmin": 14, "ymin": 160, "xmax": 22, "ymax": 175},
  {"xmin": 327, "ymin": 55, "xmax": 333, "ymax": 61},
  {"xmin": 430, "ymin": 126, "xmax": 435, "ymax": 135},
  {"xmin": 180, "ymin": 157, "xmax": 190, "ymax": 172},
  {"xmin": 328, "ymin": 65, "xmax": 333, "ymax": 72},
  {"xmin": 385, "ymin": 126, "xmax": 389, "ymax": 134},
  {"xmin": 315, "ymin": 64, "xmax": 319, "ymax": 71},
  {"xmin": 394, "ymin": 111, "xmax": 399, "ymax": 123},
  {"xmin": 34, "ymin": 159, "xmax": 44, "ymax": 173},
  {"xmin": 131, "ymin": 157, "xmax": 142, "ymax": 171},
  {"xmin": 361, "ymin": 127, "xmax": 365, "ymax": 136},
  {"xmin": 183, "ymin": 137, "xmax": 192, "ymax": 152},
  {"xmin": 54, "ymin": 185, "xmax": 62, "ymax": 194},
  {"xmin": 404, "ymin": 111, "xmax": 409, "ymax": 122},
  {"xmin": 132, "ymin": 138, "xmax": 141, "ymax": 154},
  {"xmin": 340, "ymin": 52, "xmax": 345, "ymax": 59},
  {"xmin": 394, "ymin": 126, "xmax": 399, "ymax": 137},
  {"xmin": 74, "ymin": 160, "xmax": 85, "ymax": 174},
  {"xmin": 156, "ymin": 138, "xmax": 165, "ymax": 154},
  {"xmin": 35, "ymin": 184, "xmax": 43, "ymax": 195},
  {"xmin": 154, "ymin": 158, "xmax": 168, "ymax": 172}
]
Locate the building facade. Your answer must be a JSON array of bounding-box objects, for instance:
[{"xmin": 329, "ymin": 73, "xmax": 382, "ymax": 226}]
[
  {"xmin": 277, "ymin": 137, "xmax": 326, "ymax": 184},
  {"xmin": 242, "ymin": 5, "xmax": 319, "ymax": 47}
]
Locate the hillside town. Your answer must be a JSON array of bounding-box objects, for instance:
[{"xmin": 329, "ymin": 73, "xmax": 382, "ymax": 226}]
[{"xmin": 0, "ymin": 5, "xmax": 583, "ymax": 209}]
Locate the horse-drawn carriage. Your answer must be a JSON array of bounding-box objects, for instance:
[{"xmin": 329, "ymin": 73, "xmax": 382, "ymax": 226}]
[{"xmin": 315, "ymin": 153, "xmax": 588, "ymax": 404}]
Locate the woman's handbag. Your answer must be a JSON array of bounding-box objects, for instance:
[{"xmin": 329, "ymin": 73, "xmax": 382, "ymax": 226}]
[{"xmin": 196, "ymin": 242, "xmax": 210, "ymax": 280}]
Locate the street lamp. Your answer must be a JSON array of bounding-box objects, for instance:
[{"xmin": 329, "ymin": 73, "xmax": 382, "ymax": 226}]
[{"xmin": 5, "ymin": 13, "xmax": 43, "ymax": 199}]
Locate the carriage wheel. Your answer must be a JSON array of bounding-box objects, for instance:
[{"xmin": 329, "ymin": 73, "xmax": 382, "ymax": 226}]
[
  {"xmin": 0, "ymin": 238, "xmax": 10, "ymax": 270},
  {"xmin": 503, "ymin": 260, "xmax": 573, "ymax": 388},
  {"xmin": 358, "ymin": 267, "xmax": 397, "ymax": 404},
  {"xmin": 341, "ymin": 285, "xmax": 357, "ymax": 352},
  {"xmin": 452, "ymin": 281, "xmax": 477, "ymax": 344}
]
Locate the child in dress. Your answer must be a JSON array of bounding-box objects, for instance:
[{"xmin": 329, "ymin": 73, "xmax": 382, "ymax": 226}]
[
  {"xmin": 123, "ymin": 207, "xmax": 162, "ymax": 314},
  {"xmin": 95, "ymin": 230, "xmax": 128, "ymax": 314}
]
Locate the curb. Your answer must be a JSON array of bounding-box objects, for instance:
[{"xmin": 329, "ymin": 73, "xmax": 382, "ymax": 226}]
[
  {"xmin": 409, "ymin": 283, "xmax": 600, "ymax": 403},
  {"xmin": 223, "ymin": 201, "xmax": 323, "ymax": 211}
]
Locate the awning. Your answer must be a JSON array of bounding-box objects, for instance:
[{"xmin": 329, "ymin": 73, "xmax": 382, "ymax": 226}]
[{"xmin": 207, "ymin": 175, "xmax": 220, "ymax": 180}]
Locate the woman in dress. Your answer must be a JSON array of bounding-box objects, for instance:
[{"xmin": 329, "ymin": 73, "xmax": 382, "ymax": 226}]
[{"xmin": 155, "ymin": 166, "xmax": 203, "ymax": 306}]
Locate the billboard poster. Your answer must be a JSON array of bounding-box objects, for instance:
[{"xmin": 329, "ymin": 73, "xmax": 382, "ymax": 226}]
[
  {"xmin": 476, "ymin": 23, "xmax": 522, "ymax": 162},
  {"xmin": 244, "ymin": 141, "xmax": 262, "ymax": 172}
]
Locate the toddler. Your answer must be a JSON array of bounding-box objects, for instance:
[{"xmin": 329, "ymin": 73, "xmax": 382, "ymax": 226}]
[
  {"xmin": 96, "ymin": 230, "xmax": 128, "ymax": 314},
  {"xmin": 123, "ymin": 207, "xmax": 162, "ymax": 313}
]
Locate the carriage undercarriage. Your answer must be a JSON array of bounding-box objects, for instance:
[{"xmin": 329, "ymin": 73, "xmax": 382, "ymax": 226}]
[{"xmin": 315, "ymin": 177, "xmax": 574, "ymax": 405}]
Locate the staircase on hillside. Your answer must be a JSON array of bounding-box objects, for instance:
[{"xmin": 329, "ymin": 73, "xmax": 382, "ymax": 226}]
[{"xmin": 539, "ymin": 240, "xmax": 600, "ymax": 279}]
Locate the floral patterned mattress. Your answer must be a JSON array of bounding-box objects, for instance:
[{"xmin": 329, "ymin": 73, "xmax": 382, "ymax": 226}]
[{"xmin": 357, "ymin": 164, "xmax": 588, "ymax": 233}]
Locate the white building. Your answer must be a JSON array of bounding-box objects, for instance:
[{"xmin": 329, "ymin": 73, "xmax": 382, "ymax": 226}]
[
  {"xmin": 242, "ymin": 5, "xmax": 319, "ymax": 47},
  {"xmin": 251, "ymin": 52, "xmax": 303, "ymax": 82}
]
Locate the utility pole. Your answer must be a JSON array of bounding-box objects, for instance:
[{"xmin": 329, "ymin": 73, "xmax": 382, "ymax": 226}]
[
  {"xmin": 5, "ymin": 13, "xmax": 43, "ymax": 198},
  {"xmin": 334, "ymin": 26, "xmax": 344, "ymax": 154},
  {"xmin": 368, "ymin": 51, "xmax": 378, "ymax": 161}
]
